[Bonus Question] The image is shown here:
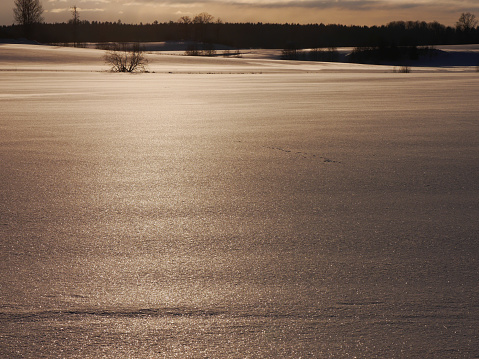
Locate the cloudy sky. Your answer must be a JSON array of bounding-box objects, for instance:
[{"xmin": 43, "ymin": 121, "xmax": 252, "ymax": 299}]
[{"xmin": 2, "ymin": 0, "xmax": 479, "ymax": 26}]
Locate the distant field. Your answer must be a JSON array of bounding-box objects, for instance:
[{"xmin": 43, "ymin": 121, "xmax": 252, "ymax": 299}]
[{"xmin": 1, "ymin": 42, "xmax": 479, "ymax": 72}]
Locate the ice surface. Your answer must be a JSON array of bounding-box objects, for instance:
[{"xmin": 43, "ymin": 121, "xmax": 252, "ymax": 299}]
[{"xmin": 1, "ymin": 44, "xmax": 479, "ymax": 358}]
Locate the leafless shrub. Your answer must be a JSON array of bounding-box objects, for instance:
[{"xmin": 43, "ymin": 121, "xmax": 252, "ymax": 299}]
[
  {"xmin": 309, "ymin": 47, "xmax": 340, "ymax": 62},
  {"xmin": 59, "ymin": 42, "xmax": 86, "ymax": 48},
  {"xmin": 394, "ymin": 65, "xmax": 411, "ymax": 73},
  {"xmin": 184, "ymin": 42, "xmax": 217, "ymax": 57},
  {"xmin": 96, "ymin": 42, "xmax": 113, "ymax": 50},
  {"xmin": 202, "ymin": 43, "xmax": 216, "ymax": 57},
  {"xmin": 398, "ymin": 65, "xmax": 411, "ymax": 73},
  {"xmin": 104, "ymin": 43, "xmax": 148, "ymax": 73},
  {"xmin": 281, "ymin": 47, "xmax": 298, "ymax": 60},
  {"xmin": 232, "ymin": 49, "xmax": 242, "ymax": 58},
  {"xmin": 185, "ymin": 43, "xmax": 200, "ymax": 56},
  {"xmin": 222, "ymin": 49, "xmax": 242, "ymax": 58}
]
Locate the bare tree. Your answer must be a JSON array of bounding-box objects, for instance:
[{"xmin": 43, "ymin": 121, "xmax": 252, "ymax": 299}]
[
  {"xmin": 193, "ymin": 12, "xmax": 214, "ymax": 24},
  {"xmin": 192, "ymin": 12, "xmax": 214, "ymax": 43},
  {"xmin": 456, "ymin": 12, "xmax": 478, "ymax": 31},
  {"xmin": 13, "ymin": 0, "xmax": 44, "ymax": 38},
  {"xmin": 71, "ymin": 5, "xmax": 80, "ymax": 24},
  {"xmin": 177, "ymin": 16, "xmax": 192, "ymax": 24},
  {"xmin": 70, "ymin": 5, "xmax": 80, "ymax": 46},
  {"xmin": 104, "ymin": 43, "xmax": 148, "ymax": 73}
]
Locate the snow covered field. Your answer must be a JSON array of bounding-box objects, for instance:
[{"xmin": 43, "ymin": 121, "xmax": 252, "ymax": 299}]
[
  {"xmin": 1, "ymin": 43, "xmax": 479, "ymax": 357},
  {"xmin": 1, "ymin": 42, "xmax": 479, "ymax": 72}
]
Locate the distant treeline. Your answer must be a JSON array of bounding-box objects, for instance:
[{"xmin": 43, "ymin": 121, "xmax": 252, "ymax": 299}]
[{"xmin": 1, "ymin": 20, "xmax": 478, "ymax": 48}]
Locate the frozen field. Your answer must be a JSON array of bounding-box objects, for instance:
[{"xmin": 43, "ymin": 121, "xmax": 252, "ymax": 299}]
[{"xmin": 1, "ymin": 43, "xmax": 479, "ymax": 357}]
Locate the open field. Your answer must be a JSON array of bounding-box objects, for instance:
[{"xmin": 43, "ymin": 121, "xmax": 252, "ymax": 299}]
[
  {"xmin": 1, "ymin": 43, "xmax": 479, "ymax": 357},
  {"xmin": 1, "ymin": 42, "xmax": 479, "ymax": 72}
]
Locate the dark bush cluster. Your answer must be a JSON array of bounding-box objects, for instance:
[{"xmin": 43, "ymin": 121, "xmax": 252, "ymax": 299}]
[
  {"xmin": 103, "ymin": 42, "xmax": 148, "ymax": 72},
  {"xmin": 184, "ymin": 42, "xmax": 216, "ymax": 56},
  {"xmin": 347, "ymin": 45, "xmax": 437, "ymax": 65},
  {"xmin": 281, "ymin": 47, "xmax": 340, "ymax": 62}
]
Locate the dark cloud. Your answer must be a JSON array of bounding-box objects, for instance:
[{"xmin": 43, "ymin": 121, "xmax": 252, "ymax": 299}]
[
  {"xmin": 113, "ymin": 0, "xmax": 477, "ymax": 12},
  {"xmin": 235, "ymin": 0, "xmax": 388, "ymax": 10}
]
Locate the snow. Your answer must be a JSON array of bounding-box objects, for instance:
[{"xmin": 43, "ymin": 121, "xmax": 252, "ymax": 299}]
[
  {"xmin": 1, "ymin": 41, "xmax": 478, "ymax": 73},
  {"xmin": 1, "ymin": 42, "xmax": 479, "ymax": 358}
]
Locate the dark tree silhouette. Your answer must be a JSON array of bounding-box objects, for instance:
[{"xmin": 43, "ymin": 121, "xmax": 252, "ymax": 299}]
[
  {"xmin": 70, "ymin": 5, "xmax": 80, "ymax": 46},
  {"xmin": 456, "ymin": 12, "xmax": 478, "ymax": 31},
  {"xmin": 191, "ymin": 12, "xmax": 214, "ymax": 42},
  {"xmin": 177, "ymin": 16, "xmax": 192, "ymax": 39},
  {"xmin": 13, "ymin": 0, "xmax": 44, "ymax": 39},
  {"xmin": 178, "ymin": 16, "xmax": 192, "ymax": 24},
  {"xmin": 70, "ymin": 5, "xmax": 80, "ymax": 24},
  {"xmin": 193, "ymin": 12, "xmax": 214, "ymax": 24},
  {"xmin": 3, "ymin": 16, "xmax": 478, "ymax": 48}
]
